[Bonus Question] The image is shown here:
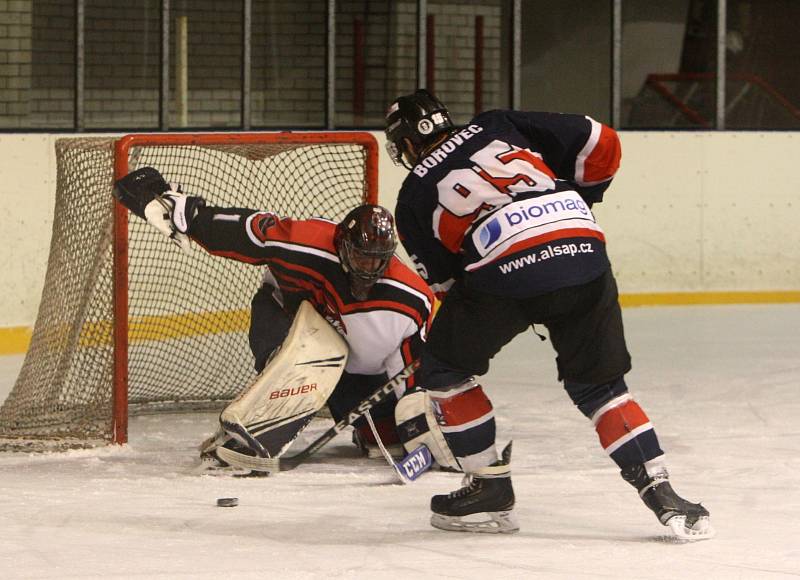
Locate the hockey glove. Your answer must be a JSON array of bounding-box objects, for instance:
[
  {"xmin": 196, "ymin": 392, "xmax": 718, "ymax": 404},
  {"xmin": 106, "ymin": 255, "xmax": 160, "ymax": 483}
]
[
  {"xmin": 145, "ymin": 189, "xmax": 205, "ymax": 251},
  {"xmin": 113, "ymin": 167, "xmax": 205, "ymax": 251},
  {"xmin": 113, "ymin": 167, "xmax": 171, "ymax": 219}
]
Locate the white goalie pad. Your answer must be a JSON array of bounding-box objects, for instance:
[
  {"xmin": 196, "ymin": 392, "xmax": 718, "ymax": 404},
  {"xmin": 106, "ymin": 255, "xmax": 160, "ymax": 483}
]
[
  {"xmin": 395, "ymin": 389, "xmax": 460, "ymax": 471},
  {"xmin": 210, "ymin": 300, "xmax": 348, "ymax": 459}
]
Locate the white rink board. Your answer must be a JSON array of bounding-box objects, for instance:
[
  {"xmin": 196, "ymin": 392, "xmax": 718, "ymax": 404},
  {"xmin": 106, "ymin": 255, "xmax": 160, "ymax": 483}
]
[
  {"xmin": 2, "ymin": 131, "xmax": 800, "ymax": 328},
  {"xmin": 594, "ymin": 131, "xmax": 800, "ymax": 293}
]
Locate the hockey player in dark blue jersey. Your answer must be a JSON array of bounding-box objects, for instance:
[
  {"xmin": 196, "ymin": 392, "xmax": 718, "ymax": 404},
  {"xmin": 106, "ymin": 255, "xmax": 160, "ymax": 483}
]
[{"xmin": 386, "ymin": 89, "xmax": 713, "ymax": 540}]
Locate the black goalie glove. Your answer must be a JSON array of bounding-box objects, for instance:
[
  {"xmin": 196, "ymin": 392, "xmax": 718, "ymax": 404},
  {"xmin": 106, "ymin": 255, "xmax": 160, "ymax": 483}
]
[
  {"xmin": 113, "ymin": 167, "xmax": 205, "ymax": 251},
  {"xmin": 113, "ymin": 167, "xmax": 170, "ymax": 219}
]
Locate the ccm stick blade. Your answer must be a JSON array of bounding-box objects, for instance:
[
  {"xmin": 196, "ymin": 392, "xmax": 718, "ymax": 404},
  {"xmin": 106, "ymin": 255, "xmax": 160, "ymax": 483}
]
[{"xmin": 364, "ymin": 410, "xmax": 433, "ymax": 483}]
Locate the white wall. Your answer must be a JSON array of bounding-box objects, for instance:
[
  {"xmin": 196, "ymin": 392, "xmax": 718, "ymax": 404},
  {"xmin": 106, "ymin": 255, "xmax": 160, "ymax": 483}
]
[
  {"xmin": 0, "ymin": 135, "xmax": 59, "ymax": 327},
  {"xmin": 1, "ymin": 131, "xmax": 799, "ymax": 328},
  {"xmin": 599, "ymin": 132, "xmax": 800, "ymax": 293}
]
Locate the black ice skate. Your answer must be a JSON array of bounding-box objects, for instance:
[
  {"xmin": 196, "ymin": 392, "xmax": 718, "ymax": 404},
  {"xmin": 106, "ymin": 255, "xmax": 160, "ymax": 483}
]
[
  {"xmin": 430, "ymin": 442, "xmax": 519, "ymax": 534},
  {"xmin": 621, "ymin": 462, "xmax": 715, "ymax": 540}
]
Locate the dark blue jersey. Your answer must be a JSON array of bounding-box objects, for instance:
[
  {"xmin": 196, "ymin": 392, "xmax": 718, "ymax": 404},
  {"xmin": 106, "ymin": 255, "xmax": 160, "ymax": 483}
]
[{"xmin": 394, "ymin": 109, "xmax": 621, "ymax": 298}]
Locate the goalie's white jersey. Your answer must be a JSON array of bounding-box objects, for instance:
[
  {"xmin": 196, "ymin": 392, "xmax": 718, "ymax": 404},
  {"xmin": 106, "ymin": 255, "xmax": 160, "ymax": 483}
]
[{"xmin": 188, "ymin": 206, "xmax": 435, "ymax": 390}]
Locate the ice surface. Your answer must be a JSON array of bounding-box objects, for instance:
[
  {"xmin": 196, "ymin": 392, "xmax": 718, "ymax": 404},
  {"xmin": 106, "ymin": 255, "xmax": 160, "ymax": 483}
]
[{"xmin": 1, "ymin": 304, "xmax": 799, "ymax": 579}]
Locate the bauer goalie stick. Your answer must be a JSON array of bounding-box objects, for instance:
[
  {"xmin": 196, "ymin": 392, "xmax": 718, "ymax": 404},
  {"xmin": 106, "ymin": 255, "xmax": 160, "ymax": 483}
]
[{"xmin": 215, "ymin": 360, "xmax": 420, "ymax": 474}]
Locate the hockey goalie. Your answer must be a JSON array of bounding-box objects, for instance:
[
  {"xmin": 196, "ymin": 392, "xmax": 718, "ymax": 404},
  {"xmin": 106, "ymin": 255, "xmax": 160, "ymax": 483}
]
[{"xmin": 113, "ymin": 167, "xmax": 435, "ymax": 469}]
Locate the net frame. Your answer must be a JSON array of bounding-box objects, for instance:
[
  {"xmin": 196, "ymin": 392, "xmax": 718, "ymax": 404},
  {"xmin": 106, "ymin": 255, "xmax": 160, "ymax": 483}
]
[
  {"xmin": 112, "ymin": 132, "xmax": 378, "ymax": 444},
  {"xmin": 1, "ymin": 131, "xmax": 378, "ymax": 450}
]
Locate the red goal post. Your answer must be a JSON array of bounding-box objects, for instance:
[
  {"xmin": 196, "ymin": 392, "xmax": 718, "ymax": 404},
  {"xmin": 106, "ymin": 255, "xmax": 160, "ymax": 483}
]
[
  {"xmin": 111, "ymin": 132, "xmax": 379, "ymax": 445},
  {"xmin": 0, "ymin": 131, "xmax": 379, "ymax": 451}
]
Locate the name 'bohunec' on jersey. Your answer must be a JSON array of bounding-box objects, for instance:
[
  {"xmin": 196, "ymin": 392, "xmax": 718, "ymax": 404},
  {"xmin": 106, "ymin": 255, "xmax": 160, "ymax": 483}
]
[{"xmin": 394, "ymin": 109, "xmax": 621, "ymax": 299}]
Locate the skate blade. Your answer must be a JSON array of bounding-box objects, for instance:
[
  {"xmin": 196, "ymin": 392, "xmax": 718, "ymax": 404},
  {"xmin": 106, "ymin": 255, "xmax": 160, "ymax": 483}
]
[
  {"xmin": 666, "ymin": 515, "xmax": 716, "ymax": 541},
  {"xmin": 430, "ymin": 510, "xmax": 520, "ymax": 534}
]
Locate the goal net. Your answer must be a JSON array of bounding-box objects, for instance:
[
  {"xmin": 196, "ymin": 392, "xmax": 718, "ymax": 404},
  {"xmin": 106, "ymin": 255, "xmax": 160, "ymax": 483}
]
[{"xmin": 0, "ymin": 132, "xmax": 378, "ymax": 451}]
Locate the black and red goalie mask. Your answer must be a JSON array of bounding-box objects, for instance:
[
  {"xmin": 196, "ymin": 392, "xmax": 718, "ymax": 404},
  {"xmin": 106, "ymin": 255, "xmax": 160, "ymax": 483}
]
[{"xmin": 334, "ymin": 205, "xmax": 398, "ymax": 300}]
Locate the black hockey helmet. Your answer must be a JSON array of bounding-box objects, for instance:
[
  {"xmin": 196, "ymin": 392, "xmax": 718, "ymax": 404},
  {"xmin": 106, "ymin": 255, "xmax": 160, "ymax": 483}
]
[
  {"xmin": 334, "ymin": 204, "xmax": 398, "ymax": 299},
  {"xmin": 385, "ymin": 89, "xmax": 454, "ymax": 168}
]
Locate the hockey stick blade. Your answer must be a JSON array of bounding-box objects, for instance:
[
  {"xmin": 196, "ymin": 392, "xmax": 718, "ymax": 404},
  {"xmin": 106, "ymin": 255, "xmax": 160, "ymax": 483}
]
[
  {"xmin": 364, "ymin": 409, "xmax": 432, "ymax": 484},
  {"xmin": 214, "ymin": 360, "xmax": 420, "ymax": 474},
  {"xmin": 392, "ymin": 445, "xmax": 433, "ymax": 483}
]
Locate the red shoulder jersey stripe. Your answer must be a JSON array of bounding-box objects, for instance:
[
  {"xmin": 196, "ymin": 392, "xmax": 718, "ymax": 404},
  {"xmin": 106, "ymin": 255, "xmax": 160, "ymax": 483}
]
[
  {"xmin": 384, "ymin": 259, "xmax": 433, "ymax": 290},
  {"xmin": 270, "ymin": 259, "xmax": 431, "ymax": 330},
  {"xmin": 582, "ymin": 124, "xmax": 621, "ymax": 183},
  {"xmin": 269, "ymin": 256, "xmax": 346, "ymax": 308}
]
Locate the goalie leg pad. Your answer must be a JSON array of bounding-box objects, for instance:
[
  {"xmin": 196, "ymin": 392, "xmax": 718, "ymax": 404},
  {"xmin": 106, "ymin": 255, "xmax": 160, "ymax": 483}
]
[
  {"xmin": 221, "ymin": 413, "xmax": 317, "ymax": 459},
  {"xmin": 202, "ymin": 301, "xmax": 348, "ymax": 461},
  {"xmin": 395, "ymin": 380, "xmax": 498, "ymax": 473},
  {"xmin": 395, "ymin": 389, "xmax": 458, "ymax": 471}
]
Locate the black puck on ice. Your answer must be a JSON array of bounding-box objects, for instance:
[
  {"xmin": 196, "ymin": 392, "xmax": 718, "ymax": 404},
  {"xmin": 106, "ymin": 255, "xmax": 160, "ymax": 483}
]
[{"xmin": 216, "ymin": 497, "xmax": 239, "ymax": 507}]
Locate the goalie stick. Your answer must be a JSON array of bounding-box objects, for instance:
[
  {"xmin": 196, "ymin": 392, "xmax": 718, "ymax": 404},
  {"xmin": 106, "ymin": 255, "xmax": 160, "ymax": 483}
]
[{"xmin": 215, "ymin": 359, "xmax": 420, "ymax": 474}]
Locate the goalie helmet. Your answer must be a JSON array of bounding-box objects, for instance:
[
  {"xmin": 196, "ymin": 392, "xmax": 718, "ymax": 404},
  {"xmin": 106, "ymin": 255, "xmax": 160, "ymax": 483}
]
[
  {"xmin": 385, "ymin": 89, "xmax": 454, "ymax": 169},
  {"xmin": 335, "ymin": 205, "xmax": 398, "ymax": 300}
]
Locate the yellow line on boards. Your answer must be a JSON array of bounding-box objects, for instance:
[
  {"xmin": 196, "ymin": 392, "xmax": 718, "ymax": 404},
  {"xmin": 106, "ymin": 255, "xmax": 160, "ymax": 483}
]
[
  {"xmin": 0, "ymin": 326, "xmax": 32, "ymax": 355},
  {"xmin": 76, "ymin": 309, "xmax": 251, "ymax": 347},
  {"xmin": 1, "ymin": 292, "xmax": 799, "ymax": 355},
  {"xmin": 0, "ymin": 308, "xmax": 251, "ymax": 355},
  {"xmin": 619, "ymin": 291, "xmax": 800, "ymax": 307}
]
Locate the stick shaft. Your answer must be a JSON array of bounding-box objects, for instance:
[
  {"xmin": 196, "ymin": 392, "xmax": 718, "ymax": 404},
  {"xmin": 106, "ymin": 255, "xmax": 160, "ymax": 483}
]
[{"xmin": 282, "ymin": 359, "xmax": 419, "ymax": 463}]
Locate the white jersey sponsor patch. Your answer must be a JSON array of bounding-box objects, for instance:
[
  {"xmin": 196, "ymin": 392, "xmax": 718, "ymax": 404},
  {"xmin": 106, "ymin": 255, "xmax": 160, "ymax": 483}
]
[{"xmin": 468, "ymin": 190, "xmax": 604, "ymax": 268}]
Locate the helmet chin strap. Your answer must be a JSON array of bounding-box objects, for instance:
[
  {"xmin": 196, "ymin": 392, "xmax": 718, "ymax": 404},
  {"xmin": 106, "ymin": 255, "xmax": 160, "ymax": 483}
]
[
  {"xmin": 339, "ymin": 252, "xmax": 377, "ymax": 299},
  {"xmin": 403, "ymin": 132, "xmax": 452, "ymax": 170},
  {"xmin": 400, "ymin": 137, "xmax": 418, "ymax": 170},
  {"xmin": 423, "ymin": 132, "xmax": 452, "ymax": 155},
  {"xmin": 338, "ymin": 248, "xmax": 381, "ymax": 300},
  {"xmin": 349, "ymin": 274, "xmax": 376, "ymax": 300}
]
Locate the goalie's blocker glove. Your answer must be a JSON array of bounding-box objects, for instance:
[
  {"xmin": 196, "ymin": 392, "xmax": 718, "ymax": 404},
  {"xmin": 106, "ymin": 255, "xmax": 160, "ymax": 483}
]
[{"xmin": 113, "ymin": 167, "xmax": 205, "ymax": 250}]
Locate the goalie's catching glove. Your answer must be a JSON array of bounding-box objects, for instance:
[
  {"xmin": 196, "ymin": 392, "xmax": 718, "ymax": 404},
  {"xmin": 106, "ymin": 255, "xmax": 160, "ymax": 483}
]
[{"xmin": 113, "ymin": 167, "xmax": 205, "ymax": 251}]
